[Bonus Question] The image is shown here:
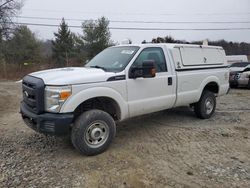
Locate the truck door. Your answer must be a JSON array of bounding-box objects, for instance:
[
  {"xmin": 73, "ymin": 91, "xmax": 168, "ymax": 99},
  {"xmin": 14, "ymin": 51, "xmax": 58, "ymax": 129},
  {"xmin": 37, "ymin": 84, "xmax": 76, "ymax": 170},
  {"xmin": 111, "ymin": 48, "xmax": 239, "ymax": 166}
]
[{"xmin": 126, "ymin": 47, "xmax": 176, "ymax": 117}]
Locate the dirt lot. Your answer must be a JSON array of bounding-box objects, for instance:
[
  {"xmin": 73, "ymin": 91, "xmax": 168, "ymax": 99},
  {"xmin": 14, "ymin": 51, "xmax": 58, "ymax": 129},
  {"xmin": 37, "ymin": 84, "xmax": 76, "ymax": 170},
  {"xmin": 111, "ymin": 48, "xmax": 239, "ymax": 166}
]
[{"xmin": 0, "ymin": 81, "xmax": 250, "ymax": 188}]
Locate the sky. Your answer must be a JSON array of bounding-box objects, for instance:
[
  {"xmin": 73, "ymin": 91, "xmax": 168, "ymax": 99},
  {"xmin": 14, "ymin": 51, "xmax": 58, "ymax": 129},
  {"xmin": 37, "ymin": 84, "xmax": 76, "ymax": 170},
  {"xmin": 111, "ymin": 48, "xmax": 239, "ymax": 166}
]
[{"xmin": 17, "ymin": 0, "xmax": 250, "ymax": 43}]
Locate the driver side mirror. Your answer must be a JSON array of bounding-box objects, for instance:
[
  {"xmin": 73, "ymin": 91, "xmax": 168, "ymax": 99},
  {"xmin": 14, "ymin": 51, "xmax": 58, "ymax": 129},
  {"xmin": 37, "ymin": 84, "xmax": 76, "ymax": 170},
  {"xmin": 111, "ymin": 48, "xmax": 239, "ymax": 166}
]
[{"xmin": 130, "ymin": 60, "xmax": 156, "ymax": 79}]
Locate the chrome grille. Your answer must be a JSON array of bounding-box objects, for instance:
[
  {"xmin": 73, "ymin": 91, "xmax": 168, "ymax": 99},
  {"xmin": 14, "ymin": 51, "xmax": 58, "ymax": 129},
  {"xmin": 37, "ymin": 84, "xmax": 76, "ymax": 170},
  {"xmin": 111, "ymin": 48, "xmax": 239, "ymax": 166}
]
[{"xmin": 22, "ymin": 76, "xmax": 45, "ymax": 114}]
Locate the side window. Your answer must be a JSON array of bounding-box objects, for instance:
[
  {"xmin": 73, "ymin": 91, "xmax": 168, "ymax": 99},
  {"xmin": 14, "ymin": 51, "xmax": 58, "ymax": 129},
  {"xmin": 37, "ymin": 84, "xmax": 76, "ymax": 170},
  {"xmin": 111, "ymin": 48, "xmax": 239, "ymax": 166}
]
[{"xmin": 132, "ymin": 47, "xmax": 167, "ymax": 72}]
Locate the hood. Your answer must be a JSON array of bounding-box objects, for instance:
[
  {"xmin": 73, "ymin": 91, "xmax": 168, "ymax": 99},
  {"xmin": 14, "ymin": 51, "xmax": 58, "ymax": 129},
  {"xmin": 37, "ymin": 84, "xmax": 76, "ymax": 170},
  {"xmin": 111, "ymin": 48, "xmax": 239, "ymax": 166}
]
[{"xmin": 30, "ymin": 67, "xmax": 115, "ymax": 85}]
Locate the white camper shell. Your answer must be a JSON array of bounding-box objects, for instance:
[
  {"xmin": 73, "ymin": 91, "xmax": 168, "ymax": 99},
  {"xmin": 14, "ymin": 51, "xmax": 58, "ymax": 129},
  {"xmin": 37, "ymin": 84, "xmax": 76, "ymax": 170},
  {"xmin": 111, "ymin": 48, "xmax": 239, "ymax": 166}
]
[{"xmin": 169, "ymin": 44, "xmax": 227, "ymax": 70}]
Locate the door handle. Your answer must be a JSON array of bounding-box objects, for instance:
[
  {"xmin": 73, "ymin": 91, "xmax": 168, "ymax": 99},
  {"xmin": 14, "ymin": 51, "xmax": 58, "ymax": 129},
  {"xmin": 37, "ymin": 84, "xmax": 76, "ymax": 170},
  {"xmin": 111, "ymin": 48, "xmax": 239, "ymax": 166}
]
[{"xmin": 168, "ymin": 77, "xmax": 172, "ymax": 85}]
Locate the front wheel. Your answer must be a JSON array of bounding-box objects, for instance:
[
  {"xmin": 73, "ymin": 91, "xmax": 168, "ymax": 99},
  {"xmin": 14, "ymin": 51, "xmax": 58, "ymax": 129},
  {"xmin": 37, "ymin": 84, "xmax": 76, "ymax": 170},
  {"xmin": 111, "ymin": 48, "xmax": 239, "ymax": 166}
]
[
  {"xmin": 71, "ymin": 110, "xmax": 116, "ymax": 156},
  {"xmin": 194, "ymin": 91, "xmax": 216, "ymax": 119}
]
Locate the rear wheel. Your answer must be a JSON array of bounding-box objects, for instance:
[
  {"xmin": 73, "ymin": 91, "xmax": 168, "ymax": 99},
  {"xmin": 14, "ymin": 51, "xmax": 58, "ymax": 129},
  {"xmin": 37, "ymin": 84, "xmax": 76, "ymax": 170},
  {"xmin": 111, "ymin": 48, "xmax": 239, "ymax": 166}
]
[
  {"xmin": 71, "ymin": 109, "xmax": 116, "ymax": 156},
  {"xmin": 194, "ymin": 90, "xmax": 216, "ymax": 119}
]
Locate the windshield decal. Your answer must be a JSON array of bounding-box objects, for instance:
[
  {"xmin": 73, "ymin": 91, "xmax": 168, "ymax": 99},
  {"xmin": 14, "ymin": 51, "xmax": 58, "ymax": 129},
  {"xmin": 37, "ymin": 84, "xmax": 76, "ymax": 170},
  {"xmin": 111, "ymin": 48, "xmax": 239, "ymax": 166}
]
[{"xmin": 121, "ymin": 50, "xmax": 135, "ymax": 55}]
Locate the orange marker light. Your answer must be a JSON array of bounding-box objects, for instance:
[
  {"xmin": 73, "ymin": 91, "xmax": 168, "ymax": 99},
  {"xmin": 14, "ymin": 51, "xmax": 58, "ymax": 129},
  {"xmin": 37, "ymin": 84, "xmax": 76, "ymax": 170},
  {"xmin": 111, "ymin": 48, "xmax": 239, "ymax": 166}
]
[{"xmin": 60, "ymin": 91, "xmax": 71, "ymax": 100}]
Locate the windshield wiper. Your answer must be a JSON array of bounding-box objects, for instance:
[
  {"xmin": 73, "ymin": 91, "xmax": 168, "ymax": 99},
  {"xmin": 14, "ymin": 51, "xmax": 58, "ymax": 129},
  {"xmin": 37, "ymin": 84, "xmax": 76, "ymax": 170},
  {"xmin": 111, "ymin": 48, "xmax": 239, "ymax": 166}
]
[{"xmin": 89, "ymin": 65, "xmax": 107, "ymax": 71}]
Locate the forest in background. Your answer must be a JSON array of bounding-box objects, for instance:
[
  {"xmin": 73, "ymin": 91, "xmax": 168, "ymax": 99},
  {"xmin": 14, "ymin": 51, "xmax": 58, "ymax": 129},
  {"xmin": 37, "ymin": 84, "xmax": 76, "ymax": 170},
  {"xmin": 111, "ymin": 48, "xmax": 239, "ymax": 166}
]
[
  {"xmin": 0, "ymin": 0, "xmax": 249, "ymax": 80},
  {"xmin": 151, "ymin": 36, "xmax": 250, "ymax": 57}
]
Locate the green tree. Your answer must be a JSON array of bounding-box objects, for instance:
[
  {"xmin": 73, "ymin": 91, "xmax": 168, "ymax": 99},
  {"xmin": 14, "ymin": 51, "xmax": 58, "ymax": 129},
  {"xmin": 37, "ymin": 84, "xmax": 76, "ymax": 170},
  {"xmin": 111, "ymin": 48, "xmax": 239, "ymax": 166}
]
[
  {"xmin": 52, "ymin": 18, "xmax": 75, "ymax": 66},
  {"xmin": 71, "ymin": 33, "xmax": 88, "ymax": 63},
  {"xmin": 81, "ymin": 17, "xmax": 113, "ymax": 59},
  {"xmin": 4, "ymin": 25, "xmax": 42, "ymax": 66}
]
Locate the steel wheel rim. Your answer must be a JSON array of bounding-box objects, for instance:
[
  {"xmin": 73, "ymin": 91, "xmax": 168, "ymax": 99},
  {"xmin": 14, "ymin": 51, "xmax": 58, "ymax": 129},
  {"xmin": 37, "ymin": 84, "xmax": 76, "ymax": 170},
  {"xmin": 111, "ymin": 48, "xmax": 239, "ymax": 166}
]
[
  {"xmin": 205, "ymin": 98, "xmax": 214, "ymax": 115},
  {"xmin": 85, "ymin": 121, "xmax": 109, "ymax": 148}
]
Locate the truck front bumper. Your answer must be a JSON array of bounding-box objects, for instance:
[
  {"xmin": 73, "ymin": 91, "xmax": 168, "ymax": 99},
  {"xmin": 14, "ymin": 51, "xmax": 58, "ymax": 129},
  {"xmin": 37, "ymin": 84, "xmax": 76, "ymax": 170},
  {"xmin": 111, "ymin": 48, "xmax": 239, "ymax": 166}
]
[{"xmin": 20, "ymin": 102, "xmax": 74, "ymax": 135}]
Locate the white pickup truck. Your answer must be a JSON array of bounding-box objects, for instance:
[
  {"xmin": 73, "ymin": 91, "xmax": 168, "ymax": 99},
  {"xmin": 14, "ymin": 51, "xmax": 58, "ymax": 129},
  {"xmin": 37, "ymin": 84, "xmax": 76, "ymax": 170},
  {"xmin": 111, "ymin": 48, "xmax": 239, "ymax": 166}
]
[{"xmin": 20, "ymin": 43, "xmax": 229, "ymax": 155}]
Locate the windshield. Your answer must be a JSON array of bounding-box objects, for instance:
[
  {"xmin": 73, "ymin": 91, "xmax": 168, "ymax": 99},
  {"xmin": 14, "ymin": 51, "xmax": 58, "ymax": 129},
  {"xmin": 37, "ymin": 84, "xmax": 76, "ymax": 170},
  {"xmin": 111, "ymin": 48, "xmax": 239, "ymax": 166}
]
[
  {"xmin": 230, "ymin": 62, "xmax": 250, "ymax": 67},
  {"xmin": 86, "ymin": 46, "xmax": 140, "ymax": 72}
]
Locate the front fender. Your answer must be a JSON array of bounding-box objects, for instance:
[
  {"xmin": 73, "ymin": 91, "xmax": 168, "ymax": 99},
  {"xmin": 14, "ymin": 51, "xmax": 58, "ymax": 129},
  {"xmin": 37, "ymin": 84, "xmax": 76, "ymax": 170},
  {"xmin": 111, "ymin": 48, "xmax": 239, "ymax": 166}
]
[{"xmin": 60, "ymin": 87, "xmax": 129, "ymax": 120}]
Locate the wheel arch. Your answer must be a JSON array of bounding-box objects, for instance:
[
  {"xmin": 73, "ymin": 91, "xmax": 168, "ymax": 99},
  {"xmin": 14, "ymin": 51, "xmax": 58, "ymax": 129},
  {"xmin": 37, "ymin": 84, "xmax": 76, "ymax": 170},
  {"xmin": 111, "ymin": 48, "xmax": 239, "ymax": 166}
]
[
  {"xmin": 203, "ymin": 82, "xmax": 219, "ymax": 94},
  {"xmin": 60, "ymin": 87, "xmax": 128, "ymax": 121},
  {"xmin": 198, "ymin": 76, "xmax": 220, "ymax": 100},
  {"xmin": 74, "ymin": 96, "xmax": 121, "ymax": 121}
]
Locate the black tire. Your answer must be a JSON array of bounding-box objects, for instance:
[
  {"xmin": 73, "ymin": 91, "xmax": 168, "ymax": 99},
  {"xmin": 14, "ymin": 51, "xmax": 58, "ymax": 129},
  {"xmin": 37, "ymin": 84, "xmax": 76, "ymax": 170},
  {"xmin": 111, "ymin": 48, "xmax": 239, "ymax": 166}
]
[
  {"xmin": 230, "ymin": 83, "xmax": 238, "ymax": 88},
  {"xmin": 194, "ymin": 90, "xmax": 216, "ymax": 119},
  {"xmin": 71, "ymin": 109, "xmax": 116, "ymax": 156},
  {"xmin": 247, "ymin": 78, "xmax": 250, "ymax": 89}
]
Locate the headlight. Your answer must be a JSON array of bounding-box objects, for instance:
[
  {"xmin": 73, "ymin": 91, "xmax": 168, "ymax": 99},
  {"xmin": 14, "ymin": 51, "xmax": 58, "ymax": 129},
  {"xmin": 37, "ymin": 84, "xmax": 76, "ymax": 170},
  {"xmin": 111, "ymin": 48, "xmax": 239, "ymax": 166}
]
[{"xmin": 45, "ymin": 86, "xmax": 72, "ymax": 113}]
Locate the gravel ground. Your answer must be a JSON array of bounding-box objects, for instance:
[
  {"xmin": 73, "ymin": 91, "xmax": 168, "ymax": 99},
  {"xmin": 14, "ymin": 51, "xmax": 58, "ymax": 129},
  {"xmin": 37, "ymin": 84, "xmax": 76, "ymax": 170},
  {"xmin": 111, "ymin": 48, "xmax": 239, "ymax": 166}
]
[{"xmin": 0, "ymin": 81, "xmax": 250, "ymax": 188}]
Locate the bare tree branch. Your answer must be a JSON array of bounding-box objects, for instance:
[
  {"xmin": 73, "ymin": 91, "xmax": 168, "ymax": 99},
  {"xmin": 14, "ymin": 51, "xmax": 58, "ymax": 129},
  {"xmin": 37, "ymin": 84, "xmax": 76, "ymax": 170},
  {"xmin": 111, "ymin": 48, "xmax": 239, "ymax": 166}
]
[
  {"xmin": 0, "ymin": 0, "xmax": 23, "ymax": 39},
  {"xmin": 0, "ymin": 0, "xmax": 14, "ymax": 8}
]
